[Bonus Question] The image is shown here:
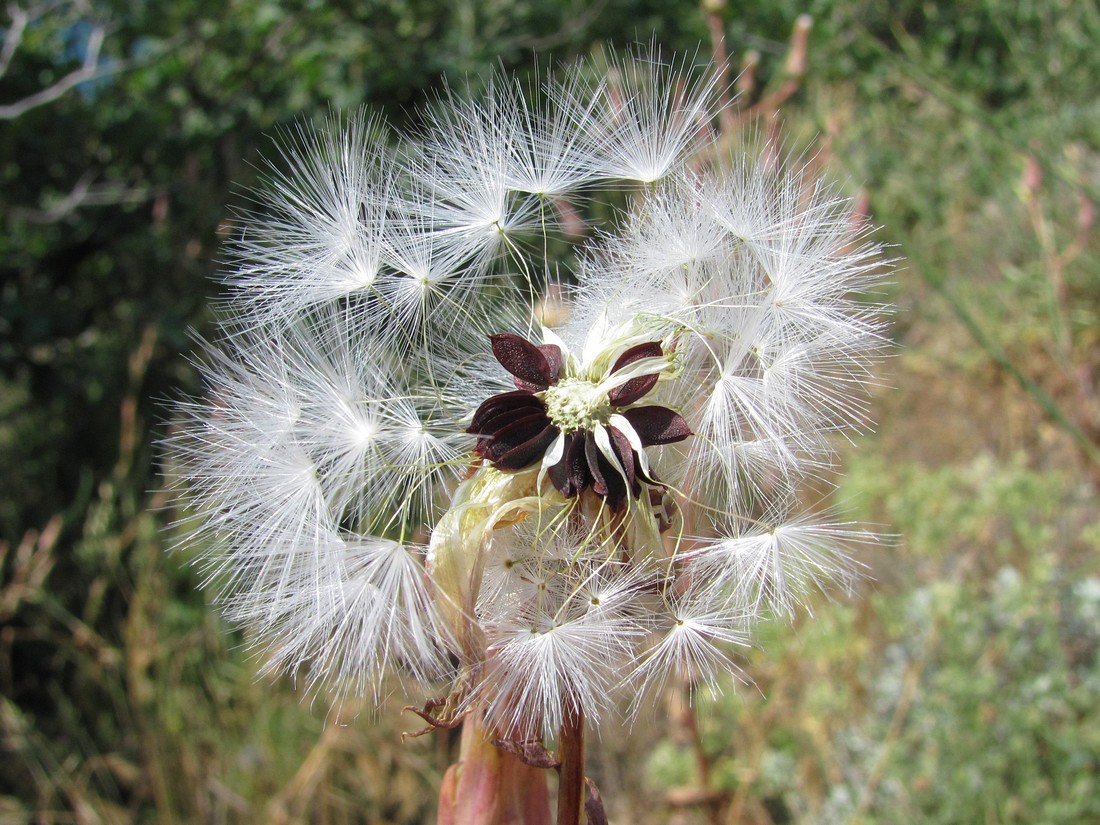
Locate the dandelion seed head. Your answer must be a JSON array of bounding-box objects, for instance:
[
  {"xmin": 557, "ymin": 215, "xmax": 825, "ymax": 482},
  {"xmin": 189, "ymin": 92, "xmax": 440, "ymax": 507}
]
[{"xmin": 165, "ymin": 50, "xmax": 892, "ymax": 734}]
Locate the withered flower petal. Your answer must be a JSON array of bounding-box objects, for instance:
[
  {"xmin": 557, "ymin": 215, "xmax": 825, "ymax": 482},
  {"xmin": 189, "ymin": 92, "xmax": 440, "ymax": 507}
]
[
  {"xmin": 622, "ymin": 406, "xmax": 693, "ymax": 446},
  {"xmin": 483, "ymin": 411, "xmax": 553, "ymax": 461},
  {"xmin": 470, "ymin": 390, "xmax": 543, "ymax": 434},
  {"xmin": 490, "ymin": 334, "xmax": 560, "ymax": 391},
  {"xmin": 538, "ymin": 344, "xmax": 563, "ymax": 384},
  {"xmin": 607, "ymin": 426, "xmax": 640, "ymax": 498},
  {"xmin": 584, "ymin": 432, "xmax": 611, "ymax": 498},
  {"xmin": 495, "ymin": 423, "xmax": 561, "ymax": 471},
  {"xmin": 607, "ymin": 342, "xmax": 663, "ymax": 406},
  {"xmin": 548, "ymin": 431, "xmax": 588, "ymax": 497}
]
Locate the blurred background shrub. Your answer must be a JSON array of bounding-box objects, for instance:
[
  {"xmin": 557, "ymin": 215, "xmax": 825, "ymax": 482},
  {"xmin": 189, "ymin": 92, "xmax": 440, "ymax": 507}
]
[{"xmin": 2, "ymin": 1, "xmax": 1097, "ymax": 822}]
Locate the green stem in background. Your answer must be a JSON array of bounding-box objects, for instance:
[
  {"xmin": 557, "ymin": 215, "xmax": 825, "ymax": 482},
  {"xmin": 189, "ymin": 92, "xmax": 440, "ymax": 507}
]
[
  {"xmin": 874, "ymin": 203, "xmax": 1100, "ymax": 473},
  {"xmin": 555, "ymin": 706, "xmax": 585, "ymax": 825}
]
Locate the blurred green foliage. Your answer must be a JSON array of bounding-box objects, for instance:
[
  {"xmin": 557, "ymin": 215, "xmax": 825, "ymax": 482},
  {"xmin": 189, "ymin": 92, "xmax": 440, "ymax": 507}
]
[
  {"xmin": 643, "ymin": 457, "xmax": 1100, "ymax": 824},
  {"xmin": 3, "ymin": 0, "xmax": 1100, "ymax": 822}
]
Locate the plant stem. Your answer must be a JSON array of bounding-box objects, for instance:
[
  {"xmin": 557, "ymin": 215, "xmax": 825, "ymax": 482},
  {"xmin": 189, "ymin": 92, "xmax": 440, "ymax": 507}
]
[
  {"xmin": 556, "ymin": 706, "xmax": 585, "ymax": 825},
  {"xmin": 439, "ymin": 710, "xmax": 553, "ymax": 825}
]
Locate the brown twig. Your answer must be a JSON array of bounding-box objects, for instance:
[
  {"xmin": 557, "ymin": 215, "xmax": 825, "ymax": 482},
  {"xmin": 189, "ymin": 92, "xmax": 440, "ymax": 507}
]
[
  {"xmin": 1019, "ymin": 155, "xmax": 1100, "ymax": 478},
  {"xmin": 731, "ymin": 14, "xmax": 812, "ymax": 130},
  {"xmin": 702, "ymin": 0, "xmax": 737, "ymax": 139},
  {"xmin": 401, "ymin": 695, "xmax": 468, "ymax": 739}
]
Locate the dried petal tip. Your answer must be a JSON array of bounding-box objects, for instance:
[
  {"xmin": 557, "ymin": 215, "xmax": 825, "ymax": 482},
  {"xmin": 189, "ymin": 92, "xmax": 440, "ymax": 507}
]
[
  {"xmin": 490, "ymin": 334, "xmax": 562, "ymax": 391},
  {"xmin": 622, "ymin": 406, "xmax": 692, "ymax": 445},
  {"xmin": 608, "ymin": 342, "xmax": 664, "ymax": 406}
]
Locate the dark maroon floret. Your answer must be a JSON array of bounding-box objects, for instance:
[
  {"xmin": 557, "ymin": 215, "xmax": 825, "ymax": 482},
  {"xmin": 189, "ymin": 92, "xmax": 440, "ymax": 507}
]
[
  {"xmin": 622, "ymin": 406, "xmax": 692, "ymax": 446},
  {"xmin": 607, "ymin": 341, "xmax": 664, "ymax": 406},
  {"xmin": 607, "ymin": 426, "xmax": 640, "ymax": 498},
  {"xmin": 494, "ymin": 423, "xmax": 561, "ymax": 471},
  {"xmin": 470, "ymin": 390, "xmax": 544, "ymax": 435},
  {"xmin": 583, "ymin": 432, "xmax": 615, "ymax": 502},
  {"xmin": 547, "ymin": 431, "xmax": 589, "ymax": 498},
  {"xmin": 482, "ymin": 412, "xmax": 551, "ymax": 461},
  {"xmin": 468, "ymin": 333, "xmax": 692, "ymax": 510},
  {"xmin": 489, "ymin": 334, "xmax": 563, "ymax": 391}
]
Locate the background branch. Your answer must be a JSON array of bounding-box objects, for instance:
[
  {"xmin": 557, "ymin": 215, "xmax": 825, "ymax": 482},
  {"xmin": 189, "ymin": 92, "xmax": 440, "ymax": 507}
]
[{"xmin": 0, "ymin": 2, "xmax": 110, "ymax": 120}]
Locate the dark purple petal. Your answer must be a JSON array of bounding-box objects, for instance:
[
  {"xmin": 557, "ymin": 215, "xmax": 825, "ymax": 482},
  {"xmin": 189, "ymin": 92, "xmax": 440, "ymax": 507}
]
[
  {"xmin": 607, "ymin": 426, "xmax": 640, "ymax": 497},
  {"xmin": 585, "ymin": 432, "xmax": 627, "ymax": 508},
  {"xmin": 611, "ymin": 342, "xmax": 664, "ymax": 373},
  {"xmin": 608, "ymin": 374, "xmax": 660, "ymax": 407},
  {"xmin": 495, "ymin": 423, "xmax": 560, "ymax": 471},
  {"xmin": 538, "ymin": 344, "xmax": 563, "ymax": 383},
  {"xmin": 549, "ymin": 432, "xmax": 589, "ymax": 498},
  {"xmin": 583, "ymin": 431, "xmax": 607, "ymax": 496},
  {"xmin": 483, "ymin": 412, "xmax": 551, "ymax": 461},
  {"xmin": 469, "ymin": 390, "xmax": 542, "ymax": 434},
  {"xmin": 622, "ymin": 406, "xmax": 693, "ymax": 446},
  {"xmin": 602, "ymin": 466, "xmax": 628, "ymax": 509},
  {"xmin": 608, "ymin": 342, "xmax": 664, "ymax": 406},
  {"xmin": 473, "ymin": 402, "xmax": 544, "ymax": 444},
  {"xmin": 490, "ymin": 334, "xmax": 554, "ymax": 390}
]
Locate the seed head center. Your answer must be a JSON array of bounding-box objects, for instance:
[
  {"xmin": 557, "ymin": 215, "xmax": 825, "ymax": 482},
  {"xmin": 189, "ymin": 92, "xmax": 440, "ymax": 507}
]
[{"xmin": 542, "ymin": 378, "xmax": 609, "ymax": 433}]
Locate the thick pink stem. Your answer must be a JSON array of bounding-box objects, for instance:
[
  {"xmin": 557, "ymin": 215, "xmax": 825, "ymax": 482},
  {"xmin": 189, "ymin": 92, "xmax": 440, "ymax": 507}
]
[
  {"xmin": 438, "ymin": 764, "xmax": 459, "ymax": 825},
  {"xmin": 500, "ymin": 743, "xmax": 552, "ymax": 825},
  {"xmin": 440, "ymin": 711, "xmax": 552, "ymax": 825}
]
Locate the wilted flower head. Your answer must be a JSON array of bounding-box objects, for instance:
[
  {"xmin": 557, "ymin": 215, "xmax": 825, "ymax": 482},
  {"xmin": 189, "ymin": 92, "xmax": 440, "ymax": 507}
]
[{"xmin": 166, "ymin": 52, "xmax": 889, "ymax": 740}]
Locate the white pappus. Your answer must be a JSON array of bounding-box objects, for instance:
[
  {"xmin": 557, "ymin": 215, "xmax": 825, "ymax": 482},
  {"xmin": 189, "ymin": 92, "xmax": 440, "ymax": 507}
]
[{"xmin": 164, "ymin": 50, "xmax": 891, "ymax": 740}]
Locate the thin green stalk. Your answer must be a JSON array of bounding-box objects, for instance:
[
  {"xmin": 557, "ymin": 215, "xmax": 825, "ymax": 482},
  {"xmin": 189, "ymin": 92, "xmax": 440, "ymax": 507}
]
[{"xmin": 877, "ymin": 206, "xmax": 1100, "ymax": 471}]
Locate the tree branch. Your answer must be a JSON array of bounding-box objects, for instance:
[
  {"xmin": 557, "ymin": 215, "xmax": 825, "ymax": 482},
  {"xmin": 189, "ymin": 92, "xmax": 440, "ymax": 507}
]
[
  {"xmin": 0, "ymin": 10, "xmax": 109, "ymax": 120},
  {"xmin": 0, "ymin": 3, "xmax": 31, "ymax": 79},
  {"xmin": 12, "ymin": 170, "xmax": 155, "ymax": 223}
]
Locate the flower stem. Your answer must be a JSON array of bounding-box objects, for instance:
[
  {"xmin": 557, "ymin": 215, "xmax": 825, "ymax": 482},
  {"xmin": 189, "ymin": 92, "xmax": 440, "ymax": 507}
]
[
  {"xmin": 439, "ymin": 710, "xmax": 552, "ymax": 825},
  {"xmin": 556, "ymin": 706, "xmax": 585, "ymax": 825}
]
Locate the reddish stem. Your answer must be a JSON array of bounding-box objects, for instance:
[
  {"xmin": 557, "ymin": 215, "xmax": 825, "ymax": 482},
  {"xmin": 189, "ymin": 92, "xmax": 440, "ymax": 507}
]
[
  {"xmin": 439, "ymin": 711, "xmax": 552, "ymax": 825},
  {"xmin": 556, "ymin": 706, "xmax": 585, "ymax": 825}
]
